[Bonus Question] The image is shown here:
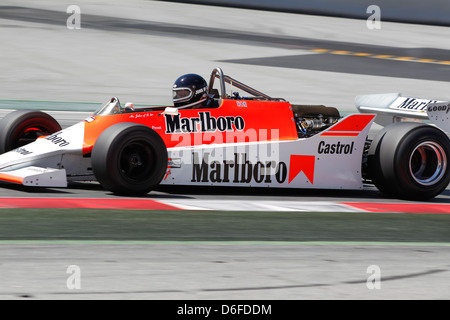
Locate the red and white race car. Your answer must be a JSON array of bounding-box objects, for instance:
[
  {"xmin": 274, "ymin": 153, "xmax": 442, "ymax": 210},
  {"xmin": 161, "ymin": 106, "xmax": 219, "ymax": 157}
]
[{"xmin": 0, "ymin": 67, "xmax": 449, "ymax": 200}]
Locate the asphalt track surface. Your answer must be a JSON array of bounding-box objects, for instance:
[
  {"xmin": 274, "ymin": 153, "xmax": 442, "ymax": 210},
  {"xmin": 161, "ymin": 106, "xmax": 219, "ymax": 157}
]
[{"xmin": 0, "ymin": 1, "xmax": 449, "ymax": 300}]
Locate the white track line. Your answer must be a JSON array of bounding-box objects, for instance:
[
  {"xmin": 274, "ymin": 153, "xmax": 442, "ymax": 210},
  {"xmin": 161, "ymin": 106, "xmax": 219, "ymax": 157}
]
[{"xmin": 159, "ymin": 199, "xmax": 364, "ymax": 212}]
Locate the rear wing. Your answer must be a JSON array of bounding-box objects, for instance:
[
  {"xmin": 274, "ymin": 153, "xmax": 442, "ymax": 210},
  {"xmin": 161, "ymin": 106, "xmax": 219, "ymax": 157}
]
[{"xmin": 355, "ymin": 93, "xmax": 450, "ymax": 132}]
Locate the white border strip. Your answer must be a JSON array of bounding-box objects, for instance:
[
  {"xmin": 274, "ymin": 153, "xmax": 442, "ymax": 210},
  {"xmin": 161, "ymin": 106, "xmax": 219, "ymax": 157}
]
[{"xmin": 158, "ymin": 199, "xmax": 365, "ymax": 212}]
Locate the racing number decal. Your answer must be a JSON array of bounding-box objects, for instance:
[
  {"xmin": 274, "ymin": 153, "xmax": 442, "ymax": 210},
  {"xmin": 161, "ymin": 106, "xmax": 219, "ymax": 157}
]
[{"xmin": 236, "ymin": 101, "xmax": 247, "ymax": 107}]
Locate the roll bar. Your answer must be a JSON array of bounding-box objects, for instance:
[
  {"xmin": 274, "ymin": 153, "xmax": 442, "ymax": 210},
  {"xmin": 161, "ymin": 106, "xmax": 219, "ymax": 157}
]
[
  {"xmin": 208, "ymin": 67, "xmax": 273, "ymax": 100},
  {"xmin": 208, "ymin": 67, "xmax": 226, "ymax": 98}
]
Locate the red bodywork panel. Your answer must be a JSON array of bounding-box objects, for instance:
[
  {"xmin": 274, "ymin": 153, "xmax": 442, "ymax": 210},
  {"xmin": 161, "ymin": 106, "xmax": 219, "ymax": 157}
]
[{"xmin": 82, "ymin": 99, "xmax": 298, "ymax": 154}]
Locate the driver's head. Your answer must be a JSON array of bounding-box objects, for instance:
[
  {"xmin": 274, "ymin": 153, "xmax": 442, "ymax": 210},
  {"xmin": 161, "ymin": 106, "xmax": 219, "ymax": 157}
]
[{"xmin": 172, "ymin": 74, "xmax": 208, "ymax": 109}]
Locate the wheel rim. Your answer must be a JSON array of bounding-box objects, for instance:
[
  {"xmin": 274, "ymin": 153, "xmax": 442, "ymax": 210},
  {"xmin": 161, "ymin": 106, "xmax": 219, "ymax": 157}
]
[
  {"xmin": 409, "ymin": 141, "xmax": 447, "ymax": 186},
  {"xmin": 119, "ymin": 141, "xmax": 154, "ymax": 182},
  {"xmin": 15, "ymin": 126, "xmax": 51, "ymax": 148}
]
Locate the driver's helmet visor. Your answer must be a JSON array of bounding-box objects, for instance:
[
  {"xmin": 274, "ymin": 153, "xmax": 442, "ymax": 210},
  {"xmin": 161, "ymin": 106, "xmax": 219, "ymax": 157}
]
[{"xmin": 173, "ymin": 88, "xmax": 193, "ymax": 103}]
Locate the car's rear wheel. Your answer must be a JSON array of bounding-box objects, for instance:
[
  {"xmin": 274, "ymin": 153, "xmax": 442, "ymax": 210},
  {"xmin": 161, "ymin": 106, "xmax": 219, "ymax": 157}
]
[
  {"xmin": 0, "ymin": 110, "xmax": 62, "ymax": 153},
  {"xmin": 91, "ymin": 123, "xmax": 168, "ymax": 195},
  {"xmin": 367, "ymin": 122, "xmax": 450, "ymax": 200}
]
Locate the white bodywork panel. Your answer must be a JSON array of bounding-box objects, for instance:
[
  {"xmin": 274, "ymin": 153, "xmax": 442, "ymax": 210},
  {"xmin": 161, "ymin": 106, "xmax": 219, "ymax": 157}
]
[
  {"xmin": 0, "ymin": 121, "xmax": 89, "ymax": 187},
  {"xmin": 161, "ymin": 114, "xmax": 375, "ymax": 190}
]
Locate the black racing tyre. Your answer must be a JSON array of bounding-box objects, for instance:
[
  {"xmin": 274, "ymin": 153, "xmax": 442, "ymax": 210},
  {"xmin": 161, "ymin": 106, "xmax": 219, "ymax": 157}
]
[
  {"xmin": 0, "ymin": 109, "xmax": 62, "ymax": 153},
  {"xmin": 367, "ymin": 122, "xmax": 450, "ymax": 200},
  {"xmin": 91, "ymin": 123, "xmax": 168, "ymax": 195}
]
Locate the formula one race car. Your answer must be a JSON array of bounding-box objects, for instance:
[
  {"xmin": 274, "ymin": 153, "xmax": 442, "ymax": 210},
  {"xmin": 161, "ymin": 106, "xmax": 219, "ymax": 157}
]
[{"xmin": 0, "ymin": 67, "xmax": 449, "ymax": 200}]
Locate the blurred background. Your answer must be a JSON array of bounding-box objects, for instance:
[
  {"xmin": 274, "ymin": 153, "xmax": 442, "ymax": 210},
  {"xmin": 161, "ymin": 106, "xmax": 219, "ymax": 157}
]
[{"xmin": 0, "ymin": 0, "xmax": 449, "ymax": 111}]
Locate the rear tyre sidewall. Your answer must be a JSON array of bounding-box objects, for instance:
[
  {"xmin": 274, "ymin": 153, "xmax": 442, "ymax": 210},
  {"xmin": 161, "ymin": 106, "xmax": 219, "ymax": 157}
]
[{"xmin": 368, "ymin": 122, "xmax": 450, "ymax": 200}]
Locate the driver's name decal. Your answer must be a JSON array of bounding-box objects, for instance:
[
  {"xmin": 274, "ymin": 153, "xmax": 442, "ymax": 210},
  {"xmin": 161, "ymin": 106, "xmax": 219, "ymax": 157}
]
[{"xmin": 165, "ymin": 111, "xmax": 245, "ymax": 134}]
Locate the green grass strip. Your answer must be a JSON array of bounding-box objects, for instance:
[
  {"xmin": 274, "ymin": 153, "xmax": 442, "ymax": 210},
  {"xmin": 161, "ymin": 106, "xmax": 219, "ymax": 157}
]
[{"xmin": 0, "ymin": 208, "xmax": 448, "ymax": 243}]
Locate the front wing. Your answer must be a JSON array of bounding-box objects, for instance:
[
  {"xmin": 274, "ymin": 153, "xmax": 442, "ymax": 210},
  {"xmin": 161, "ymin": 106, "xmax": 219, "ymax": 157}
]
[{"xmin": 0, "ymin": 167, "xmax": 67, "ymax": 187}]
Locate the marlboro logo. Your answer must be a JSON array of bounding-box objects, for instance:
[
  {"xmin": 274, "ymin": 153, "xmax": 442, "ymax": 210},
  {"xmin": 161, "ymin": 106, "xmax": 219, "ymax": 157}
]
[
  {"xmin": 190, "ymin": 152, "xmax": 317, "ymax": 185},
  {"xmin": 165, "ymin": 112, "xmax": 245, "ymax": 134}
]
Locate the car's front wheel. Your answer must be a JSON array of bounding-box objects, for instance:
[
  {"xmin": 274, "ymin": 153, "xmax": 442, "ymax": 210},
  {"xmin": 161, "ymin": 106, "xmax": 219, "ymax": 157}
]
[{"xmin": 91, "ymin": 123, "xmax": 168, "ymax": 195}]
